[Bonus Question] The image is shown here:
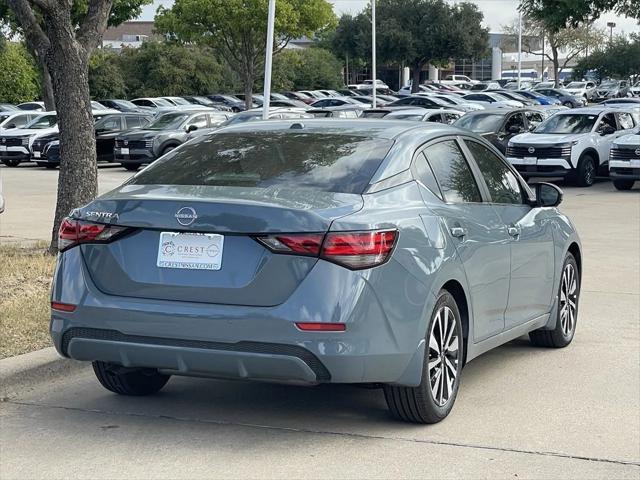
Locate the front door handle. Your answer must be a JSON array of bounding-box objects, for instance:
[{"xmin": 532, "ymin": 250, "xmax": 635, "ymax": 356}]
[
  {"xmin": 507, "ymin": 226, "xmax": 520, "ymax": 238},
  {"xmin": 450, "ymin": 226, "xmax": 467, "ymax": 238}
]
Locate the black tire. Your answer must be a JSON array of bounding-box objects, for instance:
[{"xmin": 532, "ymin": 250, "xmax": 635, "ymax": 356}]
[
  {"xmin": 574, "ymin": 154, "xmax": 596, "ymax": 187},
  {"xmin": 613, "ymin": 179, "xmax": 635, "ymax": 191},
  {"xmin": 161, "ymin": 145, "xmax": 177, "ymax": 156},
  {"xmin": 121, "ymin": 163, "xmax": 139, "ymax": 171},
  {"xmin": 383, "ymin": 290, "xmax": 464, "ymax": 424},
  {"xmin": 2, "ymin": 159, "xmax": 20, "ymax": 167},
  {"xmin": 93, "ymin": 361, "xmax": 170, "ymax": 396},
  {"xmin": 529, "ymin": 252, "xmax": 580, "ymax": 348}
]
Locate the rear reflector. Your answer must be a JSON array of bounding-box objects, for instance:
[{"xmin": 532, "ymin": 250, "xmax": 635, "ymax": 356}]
[
  {"xmin": 58, "ymin": 217, "xmax": 130, "ymax": 252},
  {"xmin": 295, "ymin": 322, "xmax": 346, "ymax": 332},
  {"xmin": 51, "ymin": 301, "xmax": 76, "ymax": 312},
  {"xmin": 254, "ymin": 229, "xmax": 398, "ymax": 270}
]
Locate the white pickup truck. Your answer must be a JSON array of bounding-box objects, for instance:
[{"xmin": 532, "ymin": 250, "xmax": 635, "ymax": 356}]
[{"xmin": 506, "ymin": 107, "xmax": 638, "ymax": 186}]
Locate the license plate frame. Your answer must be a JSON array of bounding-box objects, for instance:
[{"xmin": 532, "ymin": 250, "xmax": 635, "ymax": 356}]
[{"xmin": 157, "ymin": 232, "xmax": 224, "ymax": 271}]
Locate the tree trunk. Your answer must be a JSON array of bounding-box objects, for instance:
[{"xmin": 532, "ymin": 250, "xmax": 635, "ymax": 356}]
[
  {"xmin": 551, "ymin": 45, "xmax": 560, "ymax": 88},
  {"xmin": 22, "ymin": 36, "xmax": 55, "ymax": 110},
  {"xmin": 46, "ymin": 26, "xmax": 98, "ymax": 253},
  {"xmin": 39, "ymin": 57, "xmax": 55, "ymax": 110},
  {"xmin": 244, "ymin": 75, "xmax": 253, "ymax": 110},
  {"xmin": 411, "ymin": 65, "xmax": 422, "ymax": 93}
]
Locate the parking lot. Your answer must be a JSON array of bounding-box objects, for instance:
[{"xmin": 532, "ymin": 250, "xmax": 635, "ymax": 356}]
[{"xmin": 0, "ymin": 164, "xmax": 638, "ymax": 479}]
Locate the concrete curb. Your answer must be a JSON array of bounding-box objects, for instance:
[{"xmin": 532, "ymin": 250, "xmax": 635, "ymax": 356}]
[{"xmin": 0, "ymin": 347, "xmax": 88, "ymax": 399}]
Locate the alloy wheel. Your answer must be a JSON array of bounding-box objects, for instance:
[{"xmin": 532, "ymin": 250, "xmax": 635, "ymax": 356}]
[
  {"xmin": 584, "ymin": 161, "xmax": 595, "ymax": 185},
  {"xmin": 427, "ymin": 306, "xmax": 460, "ymax": 407},
  {"xmin": 559, "ymin": 263, "xmax": 578, "ymax": 337}
]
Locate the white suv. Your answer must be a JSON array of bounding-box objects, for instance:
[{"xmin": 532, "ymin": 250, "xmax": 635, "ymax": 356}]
[
  {"xmin": 564, "ymin": 81, "xmax": 597, "ymax": 102},
  {"xmin": 609, "ymin": 132, "xmax": 639, "ymax": 190},
  {"xmin": 506, "ymin": 107, "xmax": 638, "ymax": 186}
]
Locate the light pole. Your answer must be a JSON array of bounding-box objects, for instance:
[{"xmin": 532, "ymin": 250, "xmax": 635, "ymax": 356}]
[
  {"xmin": 607, "ymin": 22, "xmax": 616, "ymax": 44},
  {"xmin": 371, "ymin": 0, "xmax": 377, "ymax": 108},
  {"xmin": 262, "ymin": 0, "xmax": 276, "ymax": 120},
  {"xmin": 517, "ymin": 10, "xmax": 522, "ymax": 89}
]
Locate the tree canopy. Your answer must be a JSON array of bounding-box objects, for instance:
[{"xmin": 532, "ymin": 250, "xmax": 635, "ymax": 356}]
[
  {"xmin": 155, "ymin": 0, "xmax": 336, "ymax": 108},
  {"xmin": 519, "ymin": 0, "xmax": 640, "ymax": 32},
  {"xmin": 376, "ymin": 0, "xmax": 488, "ymax": 91},
  {"xmin": 0, "ymin": 41, "xmax": 39, "ymax": 102},
  {"xmin": 574, "ymin": 33, "xmax": 640, "ymax": 82}
]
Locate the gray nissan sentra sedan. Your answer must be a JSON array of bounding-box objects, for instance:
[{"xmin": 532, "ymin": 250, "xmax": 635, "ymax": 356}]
[{"xmin": 51, "ymin": 120, "xmax": 582, "ymax": 423}]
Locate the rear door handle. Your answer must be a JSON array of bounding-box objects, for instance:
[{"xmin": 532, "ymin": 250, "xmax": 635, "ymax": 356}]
[
  {"xmin": 450, "ymin": 227, "xmax": 467, "ymax": 238},
  {"xmin": 507, "ymin": 226, "xmax": 520, "ymax": 237}
]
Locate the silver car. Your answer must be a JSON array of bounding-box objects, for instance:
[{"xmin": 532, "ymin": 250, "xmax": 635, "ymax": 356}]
[{"xmin": 51, "ymin": 120, "xmax": 582, "ymax": 423}]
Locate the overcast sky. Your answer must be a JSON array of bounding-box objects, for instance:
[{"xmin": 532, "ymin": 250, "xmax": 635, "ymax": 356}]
[{"xmin": 140, "ymin": 0, "xmax": 639, "ymax": 35}]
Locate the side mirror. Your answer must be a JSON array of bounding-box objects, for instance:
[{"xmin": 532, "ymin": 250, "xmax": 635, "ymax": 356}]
[
  {"xmin": 600, "ymin": 125, "xmax": 616, "ymax": 136},
  {"xmin": 532, "ymin": 182, "xmax": 563, "ymax": 207},
  {"xmin": 186, "ymin": 124, "xmax": 198, "ymax": 133},
  {"xmin": 5, "ymin": 124, "xmax": 16, "ymax": 129}
]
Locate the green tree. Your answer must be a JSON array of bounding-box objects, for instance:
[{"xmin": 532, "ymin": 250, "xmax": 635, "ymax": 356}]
[
  {"xmin": 1, "ymin": 0, "xmax": 151, "ymax": 109},
  {"xmin": 116, "ymin": 42, "xmax": 237, "ymax": 98},
  {"xmin": 323, "ymin": 13, "xmax": 372, "ymax": 84},
  {"xmin": 574, "ymin": 34, "xmax": 640, "ymax": 82},
  {"xmin": 373, "ymin": 0, "xmax": 489, "ymax": 92},
  {"xmin": 503, "ymin": 17, "xmax": 606, "ymax": 86},
  {"xmin": 0, "ymin": 42, "xmax": 39, "ymax": 103},
  {"xmin": 519, "ymin": 0, "xmax": 639, "ymax": 31},
  {"xmin": 89, "ymin": 48, "xmax": 127, "ymax": 99},
  {"xmin": 271, "ymin": 47, "xmax": 343, "ymax": 91},
  {"xmin": 155, "ymin": 0, "xmax": 336, "ymax": 109}
]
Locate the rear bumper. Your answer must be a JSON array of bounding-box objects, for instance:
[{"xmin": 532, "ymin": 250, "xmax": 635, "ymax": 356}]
[{"xmin": 50, "ymin": 248, "xmax": 431, "ymax": 386}]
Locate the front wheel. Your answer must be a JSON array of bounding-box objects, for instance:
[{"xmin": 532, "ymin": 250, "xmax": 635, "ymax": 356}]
[
  {"xmin": 529, "ymin": 252, "xmax": 580, "ymax": 348},
  {"xmin": 613, "ymin": 179, "xmax": 635, "ymax": 191},
  {"xmin": 121, "ymin": 163, "xmax": 139, "ymax": 172},
  {"xmin": 574, "ymin": 155, "xmax": 596, "ymax": 187},
  {"xmin": 384, "ymin": 290, "xmax": 464, "ymax": 423},
  {"xmin": 2, "ymin": 159, "xmax": 20, "ymax": 167},
  {"xmin": 93, "ymin": 361, "xmax": 170, "ymax": 396}
]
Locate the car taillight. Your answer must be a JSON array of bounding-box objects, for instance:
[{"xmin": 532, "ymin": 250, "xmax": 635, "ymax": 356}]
[
  {"xmin": 321, "ymin": 230, "xmax": 397, "ymax": 269},
  {"xmin": 58, "ymin": 217, "xmax": 129, "ymax": 252},
  {"xmin": 255, "ymin": 229, "xmax": 397, "ymax": 270}
]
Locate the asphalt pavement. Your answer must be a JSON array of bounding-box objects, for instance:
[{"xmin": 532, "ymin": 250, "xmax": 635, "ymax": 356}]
[{"xmin": 0, "ymin": 165, "xmax": 639, "ymax": 479}]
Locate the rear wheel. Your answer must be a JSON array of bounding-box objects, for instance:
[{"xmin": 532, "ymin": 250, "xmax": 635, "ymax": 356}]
[
  {"xmin": 121, "ymin": 163, "xmax": 139, "ymax": 171},
  {"xmin": 574, "ymin": 154, "xmax": 596, "ymax": 187},
  {"xmin": 2, "ymin": 159, "xmax": 20, "ymax": 167},
  {"xmin": 93, "ymin": 361, "xmax": 170, "ymax": 396},
  {"xmin": 383, "ymin": 290, "xmax": 464, "ymax": 423},
  {"xmin": 613, "ymin": 179, "xmax": 635, "ymax": 191},
  {"xmin": 529, "ymin": 252, "xmax": 580, "ymax": 348}
]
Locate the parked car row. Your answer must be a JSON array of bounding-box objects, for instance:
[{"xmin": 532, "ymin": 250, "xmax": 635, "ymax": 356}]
[{"xmin": 1, "ymin": 83, "xmax": 638, "ymax": 190}]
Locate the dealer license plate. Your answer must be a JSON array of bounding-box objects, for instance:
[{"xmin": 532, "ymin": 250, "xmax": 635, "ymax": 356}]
[
  {"xmin": 33, "ymin": 151, "xmax": 41, "ymax": 158},
  {"xmin": 120, "ymin": 147, "xmax": 129, "ymax": 155},
  {"xmin": 630, "ymin": 159, "xmax": 640, "ymax": 168},
  {"xmin": 522, "ymin": 156, "xmax": 537, "ymax": 165},
  {"xmin": 157, "ymin": 232, "xmax": 224, "ymax": 270}
]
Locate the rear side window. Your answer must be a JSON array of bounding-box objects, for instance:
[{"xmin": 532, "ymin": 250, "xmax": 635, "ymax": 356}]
[
  {"xmin": 131, "ymin": 132, "xmax": 393, "ymax": 194},
  {"xmin": 465, "ymin": 141, "xmax": 523, "ymax": 205},
  {"xmin": 424, "ymin": 140, "xmax": 482, "ymax": 203}
]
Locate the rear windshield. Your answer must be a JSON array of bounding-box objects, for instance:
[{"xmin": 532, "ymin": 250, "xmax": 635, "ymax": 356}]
[
  {"xmin": 455, "ymin": 113, "xmax": 504, "ymax": 133},
  {"xmin": 130, "ymin": 132, "xmax": 393, "ymax": 194}
]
